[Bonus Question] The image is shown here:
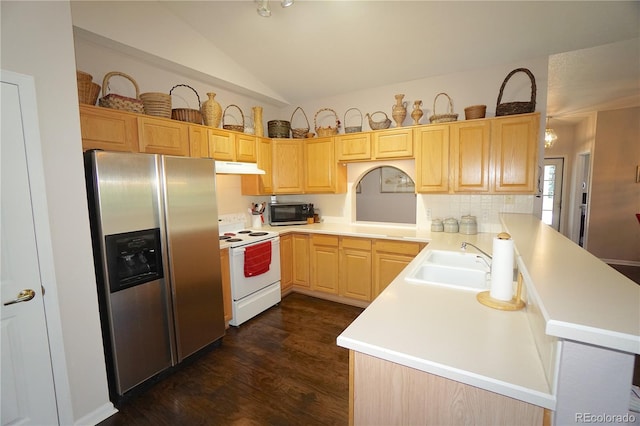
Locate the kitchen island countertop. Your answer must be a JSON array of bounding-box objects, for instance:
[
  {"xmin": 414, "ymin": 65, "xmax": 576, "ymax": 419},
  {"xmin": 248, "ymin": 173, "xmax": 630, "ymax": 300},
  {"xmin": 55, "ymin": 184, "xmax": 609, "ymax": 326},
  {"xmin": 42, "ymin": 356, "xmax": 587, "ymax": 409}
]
[{"xmin": 226, "ymin": 215, "xmax": 639, "ymax": 408}]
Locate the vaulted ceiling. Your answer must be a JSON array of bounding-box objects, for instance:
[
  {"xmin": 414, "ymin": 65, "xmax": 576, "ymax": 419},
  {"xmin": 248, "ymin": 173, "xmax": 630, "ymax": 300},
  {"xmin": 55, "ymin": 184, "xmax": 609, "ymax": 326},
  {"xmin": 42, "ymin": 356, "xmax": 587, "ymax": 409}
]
[{"xmin": 159, "ymin": 1, "xmax": 639, "ymax": 119}]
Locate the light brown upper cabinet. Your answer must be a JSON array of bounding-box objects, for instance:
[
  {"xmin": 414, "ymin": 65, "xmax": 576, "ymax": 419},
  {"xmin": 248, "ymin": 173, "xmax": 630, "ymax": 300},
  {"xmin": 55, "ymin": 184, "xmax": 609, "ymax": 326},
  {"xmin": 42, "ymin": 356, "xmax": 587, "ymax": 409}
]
[
  {"xmin": 79, "ymin": 104, "xmax": 138, "ymax": 152},
  {"xmin": 241, "ymin": 137, "xmax": 273, "ymax": 195},
  {"xmin": 450, "ymin": 120, "xmax": 491, "ymax": 192},
  {"xmin": 490, "ymin": 114, "xmax": 539, "ymax": 193},
  {"xmin": 271, "ymin": 139, "xmax": 305, "ymax": 194},
  {"xmin": 304, "ymin": 137, "xmax": 347, "ymax": 194},
  {"xmin": 414, "ymin": 124, "xmax": 450, "ymax": 193},
  {"xmin": 336, "ymin": 132, "xmax": 372, "ymax": 161},
  {"xmin": 208, "ymin": 128, "xmax": 257, "ymax": 162},
  {"xmin": 235, "ymin": 133, "xmax": 257, "ymax": 163},
  {"xmin": 336, "ymin": 128, "xmax": 413, "ymax": 162},
  {"xmin": 188, "ymin": 124, "xmax": 210, "ymax": 158},
  {"xmin": 373, "ymin": 127, "xmax": 414, "ymax": 159},
  {"xmin": 138, "ymin": 116, "xmax": 190, "ymax": 156},
  {"xmin": 415, "ymin": 113, "xmax": 539, "ymax": 194}
]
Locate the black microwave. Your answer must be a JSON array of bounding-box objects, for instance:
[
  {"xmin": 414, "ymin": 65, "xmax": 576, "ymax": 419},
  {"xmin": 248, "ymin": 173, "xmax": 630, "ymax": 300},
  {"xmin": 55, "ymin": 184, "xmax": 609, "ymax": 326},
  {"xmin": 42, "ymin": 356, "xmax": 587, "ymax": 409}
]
[{"xmin": 269, "ymin": 202, "xmax": 314, "ymax": 226}]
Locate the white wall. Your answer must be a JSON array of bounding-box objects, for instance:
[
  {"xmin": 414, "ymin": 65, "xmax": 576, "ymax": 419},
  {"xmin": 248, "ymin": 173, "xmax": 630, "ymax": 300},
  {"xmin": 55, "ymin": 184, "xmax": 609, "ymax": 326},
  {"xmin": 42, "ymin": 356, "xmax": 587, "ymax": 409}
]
[{"xmin": 1, "ymin": 1, "xmax": 114, "ymax": 424}]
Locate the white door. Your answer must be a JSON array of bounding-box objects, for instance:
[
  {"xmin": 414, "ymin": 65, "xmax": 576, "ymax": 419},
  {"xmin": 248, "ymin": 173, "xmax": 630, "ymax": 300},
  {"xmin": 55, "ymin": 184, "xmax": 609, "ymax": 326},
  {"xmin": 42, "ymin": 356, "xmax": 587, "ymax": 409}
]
[
  {"xmin": 1, "ymin": 74, "xmax": 59, "ymax": 425},
  {"xmin": 541, "ymin": 158, "xmax": 564, "ymax": 231}
]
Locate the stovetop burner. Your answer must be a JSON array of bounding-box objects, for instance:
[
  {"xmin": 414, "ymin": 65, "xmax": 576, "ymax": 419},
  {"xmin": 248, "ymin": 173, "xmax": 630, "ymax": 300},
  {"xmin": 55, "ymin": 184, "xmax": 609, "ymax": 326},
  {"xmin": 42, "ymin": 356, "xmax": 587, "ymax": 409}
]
[{"xmin": 218, "ymin": 215, "xmax": 278, "ymax": 248}]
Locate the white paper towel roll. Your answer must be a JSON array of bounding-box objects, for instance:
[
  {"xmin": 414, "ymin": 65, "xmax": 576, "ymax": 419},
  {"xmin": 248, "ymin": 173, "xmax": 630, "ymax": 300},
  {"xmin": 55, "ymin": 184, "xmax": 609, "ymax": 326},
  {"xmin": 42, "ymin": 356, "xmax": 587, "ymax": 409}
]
[{"xmin": 490, "ymin": 236, "xmax": 514, "ymax": 301}]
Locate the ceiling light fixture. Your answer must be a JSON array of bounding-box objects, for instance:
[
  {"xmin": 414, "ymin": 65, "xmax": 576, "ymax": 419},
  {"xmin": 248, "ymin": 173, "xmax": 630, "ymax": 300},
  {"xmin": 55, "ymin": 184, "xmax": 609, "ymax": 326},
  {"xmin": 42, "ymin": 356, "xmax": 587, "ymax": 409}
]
[
  {"xmin": 545, "ymin": 116, "xmax": 558, "ymax": 149},
  {"xmin": 256, "ymin": 0, "xmax": 271, "ymax": 17},
  {"xmin": 256, "ymin": 0, "xmax": 294, "ymax": 17}
]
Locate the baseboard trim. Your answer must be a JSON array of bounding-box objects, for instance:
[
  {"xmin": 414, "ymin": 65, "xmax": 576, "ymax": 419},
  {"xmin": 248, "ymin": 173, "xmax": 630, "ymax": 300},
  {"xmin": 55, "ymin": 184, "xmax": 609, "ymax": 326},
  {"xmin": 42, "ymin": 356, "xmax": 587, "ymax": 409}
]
[
  {"xmin": 290, "ymin": 287, "xmax": 370, "ymax": 309},
  {"xmin": 602, "ymin": 259, "xmax": 640, "ymax": 267},
  {"xmin": 74, "ymin": 401, "xmax": 117, "ymax": 426}
]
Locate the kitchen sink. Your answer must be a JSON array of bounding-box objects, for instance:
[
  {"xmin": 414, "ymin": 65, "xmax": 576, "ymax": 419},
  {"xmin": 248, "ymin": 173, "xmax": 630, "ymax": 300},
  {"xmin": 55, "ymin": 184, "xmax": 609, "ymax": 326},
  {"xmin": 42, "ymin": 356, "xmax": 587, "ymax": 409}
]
[{"xmin": 405, "ymin": 250, "xmax": 490, "ymax": 291}]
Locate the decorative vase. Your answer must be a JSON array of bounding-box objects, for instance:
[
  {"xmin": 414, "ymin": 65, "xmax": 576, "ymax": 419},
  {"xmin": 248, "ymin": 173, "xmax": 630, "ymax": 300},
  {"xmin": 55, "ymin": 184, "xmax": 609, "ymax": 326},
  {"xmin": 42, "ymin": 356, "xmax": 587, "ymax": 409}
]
[
  {"xmin": 201, "ymin": 92, "xmax": 222, "ymax": 127},
  {"xmin": 411, "ymin": 100, "xmax": 424, "ymax": 125},
  {"xmin": 392, "ymin": 94, "xmax": 407, "ymax": 127},
  {"xmin": 252, "ymin": 106, "xmax": 264, "ymax": 137}
]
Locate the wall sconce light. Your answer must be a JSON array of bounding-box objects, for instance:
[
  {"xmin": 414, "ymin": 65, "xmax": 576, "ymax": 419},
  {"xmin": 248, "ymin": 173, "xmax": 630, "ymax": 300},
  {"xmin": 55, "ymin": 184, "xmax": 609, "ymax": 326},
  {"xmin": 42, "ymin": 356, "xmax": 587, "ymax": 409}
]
[
  {"xmin": 256, "ymin": 0, "xmax": 294, "ymax": 17},
  {"xmin": 545, "ymin": 116, "xmax": 558, "ymax": 149}
]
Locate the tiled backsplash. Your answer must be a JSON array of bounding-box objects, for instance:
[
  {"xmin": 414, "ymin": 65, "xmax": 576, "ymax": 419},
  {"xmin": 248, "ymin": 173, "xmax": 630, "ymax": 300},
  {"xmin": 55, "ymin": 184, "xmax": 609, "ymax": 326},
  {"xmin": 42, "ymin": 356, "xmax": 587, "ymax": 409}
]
[{"xmin": 419, "ymin": 194, "xmax": 535, "ymax": 233}]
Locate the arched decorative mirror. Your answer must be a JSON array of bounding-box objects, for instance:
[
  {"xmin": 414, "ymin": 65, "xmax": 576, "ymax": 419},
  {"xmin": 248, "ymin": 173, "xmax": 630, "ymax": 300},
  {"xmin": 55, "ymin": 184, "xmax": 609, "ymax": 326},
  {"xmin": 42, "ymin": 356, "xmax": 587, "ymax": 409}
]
[{"xmin": 355, "ymin": 166, "xmax": 416, "ymax": 224}]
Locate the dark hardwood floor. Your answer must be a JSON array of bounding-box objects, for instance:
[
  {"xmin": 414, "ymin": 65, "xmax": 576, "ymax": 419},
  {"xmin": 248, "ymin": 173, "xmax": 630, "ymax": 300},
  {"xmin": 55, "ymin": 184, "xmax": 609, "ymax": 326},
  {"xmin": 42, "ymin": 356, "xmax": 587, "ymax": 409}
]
[{"xmin": 99, "ymin": 293, "xmax": 363, "ymax": 426}]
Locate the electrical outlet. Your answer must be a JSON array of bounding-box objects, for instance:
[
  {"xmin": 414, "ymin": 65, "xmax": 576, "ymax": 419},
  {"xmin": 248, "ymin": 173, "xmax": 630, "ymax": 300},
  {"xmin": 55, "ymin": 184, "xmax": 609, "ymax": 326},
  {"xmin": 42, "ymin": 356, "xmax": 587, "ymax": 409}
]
[
  {"xmin": 426, "ymin": 208, "xmax": 432, "ymax": 220},
  {"xmin": 505, "ymin": 195, "xmax": 515, "ymax": 205}
]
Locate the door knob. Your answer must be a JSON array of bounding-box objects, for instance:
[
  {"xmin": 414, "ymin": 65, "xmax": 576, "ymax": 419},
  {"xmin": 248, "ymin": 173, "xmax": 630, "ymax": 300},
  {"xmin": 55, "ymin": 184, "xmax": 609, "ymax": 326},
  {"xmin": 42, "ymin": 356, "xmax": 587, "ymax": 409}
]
[{"xmin": 3, "ymin": 289, "xmax": 36, "ymax": 306}]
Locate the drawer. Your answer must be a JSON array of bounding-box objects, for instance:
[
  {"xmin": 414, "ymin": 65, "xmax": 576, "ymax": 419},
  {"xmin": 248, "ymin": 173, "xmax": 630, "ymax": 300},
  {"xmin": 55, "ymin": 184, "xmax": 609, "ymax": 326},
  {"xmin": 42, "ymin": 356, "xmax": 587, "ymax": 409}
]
[
  {"xmin": 373, "ymin": 239, "xmax": 421, "ymax": 255},
  {"xmin": 311, "ymin": 234, "xmax": 339, "ymax": 246},
  {"xmin": 341, "ymin": 237, "xmax": 372, "ymax": 251}
]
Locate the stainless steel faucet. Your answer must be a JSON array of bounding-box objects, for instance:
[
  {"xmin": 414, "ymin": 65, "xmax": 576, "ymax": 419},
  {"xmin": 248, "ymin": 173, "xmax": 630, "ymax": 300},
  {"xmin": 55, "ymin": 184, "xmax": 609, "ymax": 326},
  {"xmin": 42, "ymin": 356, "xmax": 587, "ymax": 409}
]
[{"xmin": 461, "ymin": 242, "xmax": 492, "ymax": 260}]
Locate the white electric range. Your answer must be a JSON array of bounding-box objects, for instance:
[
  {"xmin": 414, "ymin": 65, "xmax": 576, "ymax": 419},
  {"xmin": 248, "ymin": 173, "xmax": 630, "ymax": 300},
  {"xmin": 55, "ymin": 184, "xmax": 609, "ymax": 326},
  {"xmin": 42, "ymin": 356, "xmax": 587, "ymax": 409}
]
[{"xmin": 218, "ymin": 215, "xmax": 281, "ymax": 326}]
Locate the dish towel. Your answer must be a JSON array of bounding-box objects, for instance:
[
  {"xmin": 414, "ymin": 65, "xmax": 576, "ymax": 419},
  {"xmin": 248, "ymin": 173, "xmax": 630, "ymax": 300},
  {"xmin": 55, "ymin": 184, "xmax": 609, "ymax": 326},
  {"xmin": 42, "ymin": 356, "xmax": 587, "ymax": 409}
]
[{"xmin": 244, "ymin": 240, "xmax": 272, "ymax": 277}]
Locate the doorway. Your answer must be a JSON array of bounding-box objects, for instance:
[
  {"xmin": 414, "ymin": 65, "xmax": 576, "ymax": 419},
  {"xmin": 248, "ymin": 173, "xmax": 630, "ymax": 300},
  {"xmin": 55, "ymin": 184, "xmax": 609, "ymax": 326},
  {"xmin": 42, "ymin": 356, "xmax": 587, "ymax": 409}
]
[
  {"xmin": 574, "ymin": 153, "xmax": 591, "ymax": 247},
  {"xmin": 542, "ymin": 158, "xmax": 564, "ymax": 231}
]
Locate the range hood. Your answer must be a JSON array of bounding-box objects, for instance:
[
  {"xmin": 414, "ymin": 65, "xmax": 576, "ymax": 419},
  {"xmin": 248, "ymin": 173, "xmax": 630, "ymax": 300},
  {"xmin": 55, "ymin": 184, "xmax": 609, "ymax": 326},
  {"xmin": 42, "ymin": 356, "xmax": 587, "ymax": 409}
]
[{"xmin": 214, "ymin": 161, "xmax": 265, "ymax": 175}]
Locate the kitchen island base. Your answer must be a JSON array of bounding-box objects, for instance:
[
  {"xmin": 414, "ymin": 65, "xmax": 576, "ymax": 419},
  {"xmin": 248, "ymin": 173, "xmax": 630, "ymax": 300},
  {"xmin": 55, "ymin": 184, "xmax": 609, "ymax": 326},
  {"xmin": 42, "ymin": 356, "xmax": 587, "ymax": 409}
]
[{"xmin": 349, "ymin": 351, "xmax": 546, "ymax": 425}]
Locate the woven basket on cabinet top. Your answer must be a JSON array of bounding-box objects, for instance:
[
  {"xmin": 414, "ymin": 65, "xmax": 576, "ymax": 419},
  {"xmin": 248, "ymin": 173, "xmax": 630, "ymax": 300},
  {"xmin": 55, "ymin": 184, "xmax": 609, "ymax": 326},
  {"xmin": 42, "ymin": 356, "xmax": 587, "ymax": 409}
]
[
  {"xmin": 290, "ymin": 107, "xmax": 310, "ymax": 139},
  {"xmin": 222, "ymin": 104, "xmax": 245, "ymax": 132},
  {"xmin": 344, "ymin": 108, "xmax": 363, "ymax": 133},
  {"xmin": 365, "ymin": 111, "xmax": 392, "ymax": 130},
  {"xmin": 429, "ymin": 92, "xmax": 458, "ymax": 123},
  {"xmin": 170, "ymin": 84, "xmax": 202, "ymax": 124},
  {"xmin": 140, "ymin": 92, "xmax": 172, "ymax": 118},
  {"xmin": 314, "ymin": 108, "xmax": 340, "ymax": 137},
  {"xmin": 76, "ymin": 71, "xmax": 100, "ymax": 105},
  {"xmin": 98, "ymin": 71, "xmax": 145, "ymax": 114},
  {"xmin": 495, "ymin": 68, "xmax": 536, "ymax": 116}
]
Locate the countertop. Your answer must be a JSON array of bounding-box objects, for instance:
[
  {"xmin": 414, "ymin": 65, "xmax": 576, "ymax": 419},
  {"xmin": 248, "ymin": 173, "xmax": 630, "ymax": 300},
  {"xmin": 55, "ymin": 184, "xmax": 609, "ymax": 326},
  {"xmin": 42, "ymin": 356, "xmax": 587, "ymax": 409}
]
[
  {"xmin": 502, "ymin": 214, "xmax": 640, "ymax": 354},
  {"xmin": 335, "ymin": 229, "xmax": 556, "ymax": 409},
  {"xmin": 222, "ymin": 215, "xmax": 640, "ymax": 408}
]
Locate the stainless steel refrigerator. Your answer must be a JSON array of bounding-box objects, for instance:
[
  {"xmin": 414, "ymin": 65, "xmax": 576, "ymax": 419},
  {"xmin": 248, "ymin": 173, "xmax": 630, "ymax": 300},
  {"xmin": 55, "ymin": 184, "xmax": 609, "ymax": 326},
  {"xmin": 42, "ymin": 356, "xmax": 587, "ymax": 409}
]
[{"xmin": 84, "ymin": 150, "xmax": 225, "ymax": 400}]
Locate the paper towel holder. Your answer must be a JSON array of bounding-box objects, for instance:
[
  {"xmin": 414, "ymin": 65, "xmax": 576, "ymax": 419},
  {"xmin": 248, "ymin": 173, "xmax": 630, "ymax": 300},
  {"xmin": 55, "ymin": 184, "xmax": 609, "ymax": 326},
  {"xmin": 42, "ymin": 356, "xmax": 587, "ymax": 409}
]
[{"xmin": 477, "ymin": 272, "xmax": 525, "ymax": 311}]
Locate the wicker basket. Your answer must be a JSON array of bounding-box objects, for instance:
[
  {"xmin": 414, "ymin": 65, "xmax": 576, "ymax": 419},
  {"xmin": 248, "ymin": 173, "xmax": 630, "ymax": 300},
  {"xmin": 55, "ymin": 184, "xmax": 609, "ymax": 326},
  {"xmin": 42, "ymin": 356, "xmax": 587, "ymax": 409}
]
[
  {"xmin": 77, "ymin": 71, "xmax": 101, "ymax": 105},
  {"xmin": 268, "ymin": 120, "xmax": 290, "ymax": 138},
  {"xmin": 365, "ymin": 111, "xmax": 392, "ymax": 130},
  {"xmin": 170, "ymin": 84, "xmax": 202, "ymax": 124},
  {"xmin": 495, "ymin": 68, "xmax": 537, "ymax": 116},
  {"xmin": 77, "ymin": 70, "xmax": 92, "ymax": 84},
  {"xmin": 222, "ymin": 104, "xmax": 245, "ymax": 132},
  {"xmin": 344, "ymin": 108, "xmax": 363, "ymax": 133},
  {"xmin": 464, "ymin": 104, "xmax": 487, "ymax": 120},
  {"xmin": 99, "ymin": 71, "xmax": 145, "ymax": 114},
  {"xmin": 140, "ymin": 92, "xmax": 172, "ymax": 118},
  {"xmin": 429, "ymin": 92, "xmax": 458, "ymax": 123},
  {"xmin": 290, "ymin": 107, "xmax": 310, "ymax": 139},
  {"xmin": 314, "ymin": 108, "xmax": 340, "ymax": 137}
]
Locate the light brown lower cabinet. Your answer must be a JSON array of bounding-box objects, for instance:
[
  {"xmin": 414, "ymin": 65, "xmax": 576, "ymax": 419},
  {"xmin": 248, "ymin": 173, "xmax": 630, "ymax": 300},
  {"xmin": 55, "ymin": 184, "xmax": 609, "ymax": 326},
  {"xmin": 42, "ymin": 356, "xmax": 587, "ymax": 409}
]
[
  {"xmin": 372, "ymin": 239, "xmax": 424, "ymax": 298},
  {"xmin": 285, "ymin": 233, "xmax": 424, "ymax": 304},
  {"xmin": 350, "ymin": 351, "xmax": 546, "ymax": 426},
  {"xmin": 339, "ymin": 237, "xmax": 372, "ymax": 301},
  {"xmin": 292, "ymin": 233, "xmax": 310, "ymax": 288},
  {"xmin": 279, "ymin": 234, "xmax": 293, "ymax": 295},
  {"xmin": 220, "ymin": 248, "xmax": 232, "ymax": 324},
  {"xmin": 310, "ymin": 234, "xmax": 340, "ymax": 294}
]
